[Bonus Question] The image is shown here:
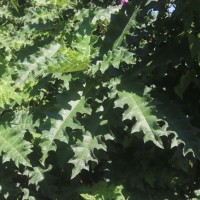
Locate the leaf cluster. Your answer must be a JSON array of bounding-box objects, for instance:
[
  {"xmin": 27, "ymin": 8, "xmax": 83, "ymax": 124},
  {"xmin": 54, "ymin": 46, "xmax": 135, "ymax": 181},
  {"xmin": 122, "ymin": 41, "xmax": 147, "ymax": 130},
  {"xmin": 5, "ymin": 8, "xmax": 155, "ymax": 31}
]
[{"xmin": 0, "ymin": 0, "xmax": 200, "ymax": 199}]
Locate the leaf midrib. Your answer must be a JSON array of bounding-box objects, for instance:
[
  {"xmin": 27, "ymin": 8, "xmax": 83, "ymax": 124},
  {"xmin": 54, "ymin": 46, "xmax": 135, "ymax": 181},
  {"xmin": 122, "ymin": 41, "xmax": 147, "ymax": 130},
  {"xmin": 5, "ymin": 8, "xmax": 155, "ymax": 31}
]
[{"xmin": 128, "ymin": 93, "xmax": 152, "ymax": 133}]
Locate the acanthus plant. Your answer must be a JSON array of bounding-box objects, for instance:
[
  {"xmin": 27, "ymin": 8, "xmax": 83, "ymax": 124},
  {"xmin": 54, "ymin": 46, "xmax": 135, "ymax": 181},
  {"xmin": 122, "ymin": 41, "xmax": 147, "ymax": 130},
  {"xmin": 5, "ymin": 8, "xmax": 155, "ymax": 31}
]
[{"xmin": 0, "ymin": 0, "xmax": 200, "ymax": 199}]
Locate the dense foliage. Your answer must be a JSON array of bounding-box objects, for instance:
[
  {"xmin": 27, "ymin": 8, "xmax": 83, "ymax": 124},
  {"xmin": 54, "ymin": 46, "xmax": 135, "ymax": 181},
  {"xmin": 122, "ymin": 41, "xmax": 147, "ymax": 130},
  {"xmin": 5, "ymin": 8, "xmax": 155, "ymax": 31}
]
[{"xmin": 0, "ymin": 0, "xmax": 200, "ymax": 199}]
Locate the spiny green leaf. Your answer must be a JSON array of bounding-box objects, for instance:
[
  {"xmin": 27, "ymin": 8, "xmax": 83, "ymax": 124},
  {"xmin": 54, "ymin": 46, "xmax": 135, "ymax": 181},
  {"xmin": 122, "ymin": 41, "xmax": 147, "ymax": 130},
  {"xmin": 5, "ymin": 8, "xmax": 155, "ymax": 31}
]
[
  {"xmin": 113, "ymin": 5, "xmax": 141, "ymax": 49},
  {"xmin": 80, "ymin": 182, "xmax": 128, "ymax": 200},
  {"xmin": 100, "ymin": 3, "xmax": 140, "ymax": 53},
  {"xmin": 155, "ymin": 96, "xmax": 200, "ymax": 158},
  {"xmin": 0, "ymin": 78, "xmax": 22, "ymax": 109},
  {"xmin": 98, "ymin": 47, "xmax": 135, "ymax": 73},
  {"xmin": 16, "ymin": 43, "xmax": 61, "ymax": 88},
  {"xmin": 24, "ymin": 165, "xmax": 52, "ymax": 186},
  {"xmin": 9, "ymin": 0, "xmax": 19, "ymax": 12},
  {"xmin": 0, "ymin": 126, "xmax": 31, "ymax": 167},
  {"xmin": 69, "ymin": 131, "xmax": 106, "ymax": 179},
  {"xmin": 0, "ymin": 111, "xmax": 38, "ymax": 167},
  {"xmin": 21, "ymin": 188, "xmax": 36, "ymax": 200},
  {"xmin": 48, "ymin": 47, "xmax": 90, "ymax": 73},
  {"xmin": 68, "ymin": 98, "xmax": 114, "ymax": 179},
  {"xmin": 39, "ymin": 83, "xmax": 92, "ymax": 163},
  {"xmin": 114, "ymin": 80, "xmax": 164, "ymax": 148},
  {"xmin": 22, "ymin": 6, "xmax": 59, "ymax": 24},
  {"xmin": 91, "ymin": 6, "xmax": 120, "ymax": 25}
]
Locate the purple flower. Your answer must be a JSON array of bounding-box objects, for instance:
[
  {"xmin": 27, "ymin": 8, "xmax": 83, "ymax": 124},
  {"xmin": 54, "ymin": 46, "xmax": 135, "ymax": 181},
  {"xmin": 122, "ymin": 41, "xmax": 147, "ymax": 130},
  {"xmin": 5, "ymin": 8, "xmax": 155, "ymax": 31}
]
[
  {"xmin": 122, "ymin": 0, "xmax": 129, "ymax": 3},
  {"xmin": 119, "ymin": 0, "xmax": 129, "ymax": 7}
]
